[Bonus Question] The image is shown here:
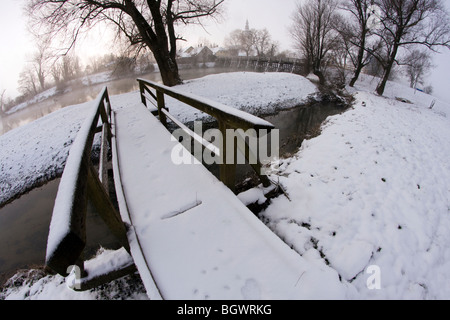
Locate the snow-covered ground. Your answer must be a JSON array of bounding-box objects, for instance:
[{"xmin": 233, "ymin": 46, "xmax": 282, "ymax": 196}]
[
  {"xmin": 259, "ymin": 74, "xmax": 450, "ymax": 299},
  {"xmin": 163, "ymin": 72, "xmax": 317, "ymax": 123},
  {"xmin": 0, "ymin": 100, "xmax": 91, "ymax": 206},
  {"xmin": 1, "ymin": 71, "xmax": 449, "ymax": 300},
  {"xmin": 6, "ymin": 72, "xmax": 112, "ymax": 115},
  {"xmin": 0, "ymin": 248, "xmax": 148, "ymax": 300},
  {"xmin": 0, "ymin": 72, "xmax": 315, "ymax": 207}
]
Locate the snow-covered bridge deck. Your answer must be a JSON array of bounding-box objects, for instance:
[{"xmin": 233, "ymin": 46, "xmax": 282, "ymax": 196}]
[
  {"xmin": 45, "ymin": 81, "xmax": 344, "ymax": 299},
  {"xmin": 113, "ymin": 102, "xmax": 314, "ymax": 299}
]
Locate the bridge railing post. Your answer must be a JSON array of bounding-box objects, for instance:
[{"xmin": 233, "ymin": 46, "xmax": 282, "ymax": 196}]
[
  {"xmin": 140, "ymin": 81, "xmax": 147, "ymax": 107},
  {"xmin": 157, "ymin": 91, "xmax": 168, "ymax": 127},
  {"xmin": 46, "ymin": 87, "xmax": 134, "ymax": 291},
  {"xmin": 137, "ymin": 78, "xmax": 275, "ymax": 193},
  {"xmin": 219, "ymin": 120, "xmax": 237, "ymax": 192}
]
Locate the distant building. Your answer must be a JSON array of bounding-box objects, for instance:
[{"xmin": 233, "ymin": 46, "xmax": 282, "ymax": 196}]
[{"xmin": 177, "ymin": 45, "xmax": 226, "ymax": 65}]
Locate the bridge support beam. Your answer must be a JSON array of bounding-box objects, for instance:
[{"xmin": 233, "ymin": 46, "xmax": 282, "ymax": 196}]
[
  {"xmin": 219, "ymin": 121, "xmax": 237, "ymax": 193},
  {"xmin": 87, "ymin": 164, "xmax": 130, "ymax": 253}
]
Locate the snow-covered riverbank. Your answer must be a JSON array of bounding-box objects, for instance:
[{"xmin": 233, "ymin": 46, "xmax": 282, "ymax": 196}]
[
  {"xmin": 260, "ymin": 75, "xmax": 450, "ymax": 299},
  {"xmin": 0, "ymin": 72, "xmax": 316, "ymax": 207},
  {"xmin": 1, "ymin": 71, "xmax": 449, "ymax": 300}
]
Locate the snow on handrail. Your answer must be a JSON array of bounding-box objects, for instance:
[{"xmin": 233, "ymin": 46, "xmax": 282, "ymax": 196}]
[
  {"xmin": 137, "ymin": 78, "xmax": 275, "ymax": 131},
  {"xmin": 137, "ymin": 78, "xmax": 273, "ymax": 191},
  {"xmin": 46, "ymin": 87, "xmax": 129, "ymax": 282}
]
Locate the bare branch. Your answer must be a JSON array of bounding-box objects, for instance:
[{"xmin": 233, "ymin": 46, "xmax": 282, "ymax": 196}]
[{"xmin": 27, "ymin": 0, "xmax": 225, "ymax": 86}]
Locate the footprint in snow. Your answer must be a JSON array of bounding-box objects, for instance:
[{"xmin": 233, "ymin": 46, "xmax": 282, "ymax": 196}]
[{"xmin": 241, "ymin": 278, "xmax": 261, "ymax": 300}]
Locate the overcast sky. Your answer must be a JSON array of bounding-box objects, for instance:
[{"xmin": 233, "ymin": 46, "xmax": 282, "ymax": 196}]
[{"xmin": 1, "ymin": 0, "xmax": 449, "ymax": 102}]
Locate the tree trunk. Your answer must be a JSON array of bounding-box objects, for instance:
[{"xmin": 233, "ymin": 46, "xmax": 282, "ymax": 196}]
[
  {"xmin": 153, "ymin": 48, "xmax": 182, "ymax": 86},
  {"xmin": 128, "ymin": 1, "xmax": 182, "ymax": 87},
  {"xmin": 349, "ymin": 66, "xmax": 362, "ymax": 87},
  {"xmin": 349, "ymin": 36, "xmax": 366, "ymax": 87},
  {"xmin": 376, "ymin": 43, "xmax": 399, "ymax": 96},
  {"xmin": 314, "ymin": 69, "xmax": 326, "ymax": 85}
]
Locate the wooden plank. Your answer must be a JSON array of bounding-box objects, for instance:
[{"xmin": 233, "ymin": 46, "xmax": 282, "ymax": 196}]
[
  {"xmin": 157, "ymin": 91, "xmax": 167, "ymax": 127},
  {"xmin": 161, "ymin": 108, "xmax": 221, "ymax": 157},
  {"xmin": 110, "ymin": 110, "xmax": 163, "ymax": 300},
  {"xmin": 46, "ymin": 89, "xmax": 105, "ymax": 275},
  {"xmin": 137, "ymin": 79, "xmax": 275, "ymax": 132},
  {"xmin": 219, "ymin": 121, "xmax": 237, "ymax": 192},
  {"xmin": 98, "ymin": 123, "xmax": 109, "ymax": 191},
  {"xmin": 46, "ymin": 87, "xmax": 124, "ymax": 278},
  {"xmin": 139, "ymin": 81, "xmax": 147, "ymax": 107},
  {"xmin": 87, "ymin": 164, "xmax": 130, "ymax": 253},
  {"xmin": 76, "ymin": 248, "xmax": 136, "ymax": 292},
  {"xmin": 234, "ymin": 130, "xmax": 272, "ymax": 188},
  {"xmin": 112, "ymin": 103, "xmax": 334, "ymax": 300}
]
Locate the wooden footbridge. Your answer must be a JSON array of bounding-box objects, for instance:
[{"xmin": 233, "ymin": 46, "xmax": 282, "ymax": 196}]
[{"xmin": 45, "ymin": 79, "xmax": 336, "ymax": 299}]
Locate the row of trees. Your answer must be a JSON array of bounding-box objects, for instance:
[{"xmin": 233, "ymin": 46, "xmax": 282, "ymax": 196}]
[
  {"xmin": 224, "ymin": 21, "xmax": 279, "ymax": 59},
  {"xmin": 291, "ymin": 0, "xmax": 450, "ymax": 95},
  {"xmin": 27, "ymin": 0, "xmax": 225, "ymax": 88},
  {"xmin": 18, "ymin": 36, "xmax": 83, "ymax": 98},
  {"xmin": 2, "ymin": 41, "xmax": 154, "ymax": 113},
  {"xmin": 23, "ymin": 0, "xmax": 450, "ymax": 98}
]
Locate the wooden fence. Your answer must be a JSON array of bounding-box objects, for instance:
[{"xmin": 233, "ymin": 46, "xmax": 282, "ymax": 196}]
[
  {"xmin": 45, "ymin": 87, "xmax": 135, "ymax": 291},
  {"xmin": 138, "ymin": 78, "xmax": 275, "ymax": 192},
  {"xmin": 216, "ymin": 57, "xmax": 306, "ymax": 75},
  {"xmin": 45, "ymin": 80, "xmax": 278, "ymax": 291}
]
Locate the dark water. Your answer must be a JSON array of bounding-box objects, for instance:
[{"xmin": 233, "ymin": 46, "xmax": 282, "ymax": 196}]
[
  {"xmin": 264, "ymin": 102, "xmax": 347, "ymax": 156},
  {"xmin": 0, "ymin": 101, "xmax": 346, "ymax": 282},
  {"xmin": 0, "ymin": 178, "xmax": 122, "ymax": 284},
  {"xmin": 0, "ymin": 68, "xmax": 348, "ymax": 284}
]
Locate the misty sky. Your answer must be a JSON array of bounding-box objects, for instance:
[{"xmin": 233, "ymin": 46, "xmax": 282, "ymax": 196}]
[{"xmin": 1, "ymin": 0, "xmax": 449, "ymax": 102}]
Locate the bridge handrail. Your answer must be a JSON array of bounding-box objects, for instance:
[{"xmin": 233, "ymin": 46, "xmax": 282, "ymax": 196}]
[
  {"xmin": 137, "ymin": 78, "xmax": 274, "ymax": 131},
  {"xmin": 137, "ymin": 78, "xmax": 274, "ymax": 191},
  {"xmin": 45, "ymin": 87, "xmax": 132, "ymax": 290}
]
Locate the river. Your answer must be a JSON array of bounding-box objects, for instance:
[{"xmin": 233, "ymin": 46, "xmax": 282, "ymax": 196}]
[
  {"xmin": 0, "ymin": 67, "xmax": 348, "ymax": 284},
  {"xmin": 0, "ymin": 67, "xmax": 239, "ymax": 136}
]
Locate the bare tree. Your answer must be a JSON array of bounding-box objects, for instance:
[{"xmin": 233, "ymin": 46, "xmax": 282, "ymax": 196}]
[
  {"xmin": 0, "ymin": 89, "xmax": 7, "ymax": 115},
  {"xmin": 61, "ymin": 54, "xmax": 82, "ymax": 81},
  {"xmin": 337, "ymin": 0, "xmax": 383, "ymax": 87},
  {"xmin": 18, "ymin": 66, "xmax": 39, "ymax": 97},
  {"xmin": 17, "ymin": 35, "xmax": 52, "ymax": 95},
  {"xmin": 404, "ymin": 49, "xmax": 433, "ymax": 89},
  {"xmin": 328, "ymin": 34, "xmax": 352, "ymax": 87},
  {"xmin": 30, "ymin": 35, "xmax": 52, "ymax": 91},
  {"xmin": 290, "ymin": 0, "xmax": 340, "ymax": 85},
  {"xmin": 224, "ymin": 29, "xmax": 255, "ymax": 57},
  {"xmin": 50, "ymin": 53, "xmax": 82, "ymax": 91},
  {"xmin": 28, "ymin": 0, "xmax": 224, "ymax": 87},
  {"xmin": 253, "ymin": 28, "xmax": 276, "ymax": 58},
  {"xmin": 372, "ymin": 0, "xmax": 450, "ymax": 96}
]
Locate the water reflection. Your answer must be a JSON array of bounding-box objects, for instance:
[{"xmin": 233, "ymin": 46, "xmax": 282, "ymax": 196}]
[
  {"xmin": 0, "ymin": 67, "xmax": 348, "ymax": 284},
  {"xmin": 184, "ymin": 101, "xmax": 347, "ymax": 192},
  {"xmin": 264, "ymin": 102, "xmax": 347, "ymax": 156},
  {"xmin": 0, "ymin": 68, "xmax": 238, "ymax": 136},
  {"xmin": 0, "ymin": 178, "xmax": 122, "ymax": 283}
]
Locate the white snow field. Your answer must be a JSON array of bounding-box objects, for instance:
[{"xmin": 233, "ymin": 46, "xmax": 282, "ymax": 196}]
[
  {"xmin": 110, "ymin": 101, "xmax": 346, "ymax": 300},
  {"xmin": 0, "ymin": 72, "xmax": 316, "ymax": 207},
  {"xmin": 1, "ymin": 72, "xmax": 449, "ymax": 300},
  {"xmin": 260, "ymin": 74, "xmax": 450, "ymax": 299}
]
